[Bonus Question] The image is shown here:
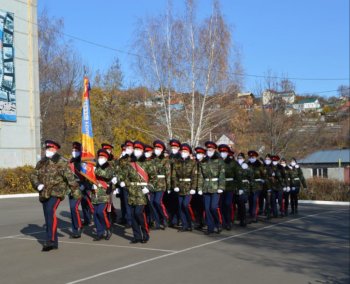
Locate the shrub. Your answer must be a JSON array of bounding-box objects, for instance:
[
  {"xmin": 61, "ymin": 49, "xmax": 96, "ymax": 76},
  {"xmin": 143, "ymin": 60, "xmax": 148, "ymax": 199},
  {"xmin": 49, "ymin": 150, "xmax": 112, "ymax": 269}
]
[
  {"xmin": 0, "ymin": 166, "xmax": 36, "ymax": 194},
  {"xmin": 299, "ymin": 177, "xmax": 350, "ymax": 201}
]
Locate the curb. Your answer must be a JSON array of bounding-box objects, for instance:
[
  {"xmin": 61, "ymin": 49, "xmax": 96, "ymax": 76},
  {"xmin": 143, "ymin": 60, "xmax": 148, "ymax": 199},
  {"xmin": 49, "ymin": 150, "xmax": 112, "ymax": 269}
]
[
  {"xmin": 299, "ymin": 200, "xmax": 349, "ymax": 206},
  {"xmin": 0, "ymin": 193, "xmax": 38, "ymax": 199}
]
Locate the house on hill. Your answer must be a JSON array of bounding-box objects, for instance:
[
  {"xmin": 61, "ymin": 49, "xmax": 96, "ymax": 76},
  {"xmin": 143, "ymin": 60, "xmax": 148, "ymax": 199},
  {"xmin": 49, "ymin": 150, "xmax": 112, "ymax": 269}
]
[
  {"xmin": 262, "ymin": 90, "xmax": 295, "ymax": 106},
  {"xmin": 293, "ymin": 98, "xmax": 321, "ymax": 112},
  {"xmin": 298, "ymin": 149, "xmax": 350, "ymax": 184}
]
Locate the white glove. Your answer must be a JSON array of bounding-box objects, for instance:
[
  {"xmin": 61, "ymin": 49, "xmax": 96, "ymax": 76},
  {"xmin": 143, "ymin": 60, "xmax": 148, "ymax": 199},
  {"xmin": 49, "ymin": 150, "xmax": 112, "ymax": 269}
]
[
  {"xmin": 174, "ymin": 187, "xmax": 180, "ymax": 192},
  {"xmin": 120, "ymin": 181, "xmax": 126, "ymax": 188},
  {"xmin": 189, "ymin": 189, "xmax": 196, "ymax": 195},
  {"xmin": 167, "ymin": 190, "xmax": 171, "ymax": 194},
  {"xmin": 241, "ymin": 163, "xmax": 248, "ymax": 170},
  {"xmin": 291, "ymin": 187, "xmax": 296, "ymax": 190},
  {"xmin": 198, "ymin": 190, "xmax": 203, "ymax": 195},
  {"xmin": 79, "ymin": 184, "xmax": 85, "ymax": 191},
  {"xmin": 286, "ymin": 186, "xmax": 291, "ymax": 192},
  {"xmin": 113, "ymin": 188, "xmax": 120, "ymax": 195},
  {"xmin": 37, "ymin": 184, "xmax": 44, "ymax": 192},
  {"xmin": 217, "ymin": 189, "xmax": 223, "ymax": 194},
  {"xmin": 111, "ymin": 177, "xmax": 118, "ymax": 185},
  {"xmin": 283, "ymin": 187, "xmax": 287, "ymax": 192},
  {"xmin": 238, "ymin": 189, "xmax": 244, "ymax": 195},
  {"xmin": 142, "ymin": 187, "xmax": 150, "ymax": 194},
  {"xmin": 92, "ymin": 184, "xmax": 98, "ymax": 190}
]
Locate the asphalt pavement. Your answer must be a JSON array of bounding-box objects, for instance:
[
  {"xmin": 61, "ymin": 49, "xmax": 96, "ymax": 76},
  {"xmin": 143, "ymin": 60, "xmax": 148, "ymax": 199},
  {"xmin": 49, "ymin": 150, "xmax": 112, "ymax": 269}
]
[{"xmin": 0, "ymin": 197, "xmax": 349, "ymax": 284}]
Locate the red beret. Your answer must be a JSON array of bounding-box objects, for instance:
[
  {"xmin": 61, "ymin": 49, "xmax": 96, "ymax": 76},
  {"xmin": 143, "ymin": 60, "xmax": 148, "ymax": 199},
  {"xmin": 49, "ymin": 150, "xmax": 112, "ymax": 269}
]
[
  {"xmin": 248, "ymin": 150, "xmax": 259, "ymax": 157},
  {"xmin": 272, "ymin": 155, "xmax": 280, "ymax": 161},
  {"xmin": 205, "ymin": 141, "xmax": 217, "ymax": 149},
  {"xmin": 45, "ymin": 140, "xmax": 61, "ymax": 149},
  {"xmin": 169, "ymin": 139, "xmax": 181, "ymax": 147},
  {"xmin": 153, "ymin": 140, "xmax": 165, "ymax": 149},
  {"xmin": 180, "ymin": 143, "xmax": 192, "ymax": 153},
  {"xmin": 218, "ymin": 144, "xmax": 230, "ymax": 152},
  {"xmin": 124, "ymin": 140, "xmax": 134, "ymax": 147},
  {"xmin": 133, "ymin": 141, "xmax": 144, "ymax": 150},
  {"xmin": 195, "ymin": 146, "xmax": 206, "ymax": 154},
  {"xmin": 101, "ymin": 143, "xmax": 114, "ymax": 149},
  {"xmin": 97, "ymin": 149, "xmax": 109, "ymax": 158},
  {"xmin": 144, "ymin": 144, "xmax": 153, "ymax": 152}
]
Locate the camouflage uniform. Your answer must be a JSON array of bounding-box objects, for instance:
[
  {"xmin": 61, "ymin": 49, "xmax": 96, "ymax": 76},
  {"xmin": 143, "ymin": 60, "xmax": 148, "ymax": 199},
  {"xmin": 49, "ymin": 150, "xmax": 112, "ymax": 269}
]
[
  {"xmin": 172, "ymin": 152, "xmax": 197, "ymax": 231},
  {"xmin": 279, "ymin": 163, "xmax": 291, "ymax": 216},
  {"xmin": 289, "ymin": 163, "xmax": 307, "ymax": 214},
  {"xmin": 31, "ymin": 151, "xmax": 79, "ymax": 250},
  {"xmin": 198, "ymin": 150, "xmax": 225, "ymax": 234}
]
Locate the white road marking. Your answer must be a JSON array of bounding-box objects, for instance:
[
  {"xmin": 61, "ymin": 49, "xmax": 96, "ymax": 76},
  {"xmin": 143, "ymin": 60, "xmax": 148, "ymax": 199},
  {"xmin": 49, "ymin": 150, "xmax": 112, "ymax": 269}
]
[{"xmin": 66, "ymin": 209, "xmax": 348, "ymax": 284}]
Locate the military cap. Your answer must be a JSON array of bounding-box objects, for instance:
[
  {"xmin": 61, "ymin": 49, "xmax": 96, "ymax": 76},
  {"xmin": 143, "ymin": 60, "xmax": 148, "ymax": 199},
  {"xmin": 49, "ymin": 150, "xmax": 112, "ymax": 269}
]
[
  {"xmin": 228, "ymin": 149, "xmax": 235, "ymax": 156},
  {"xmin": 133, "ymin": 140, "xmax": 145, "ymax": 150},
  {"xmin": 44, "ymin": 140, "xmax": 61, "ymax": 149},
  {"xmin": 97, "ymin": 149, "xmax": 109, "ymax": 158},
  {"xmin": 72, "ymin": 141, "xmax": 81, "ymax": 150},
  {"xmin": 101, "ymin": 143, "xmax": 114, "ymax": 149},
  {"xmin": 248, "ymin": 150, "xmax": 259, "ymax": 157},
  {"xmin": 120, "ymin": 143, "xmax": 125, "ymax": 150},
  {"xmin": 265, "ymin": 154, "xmax": 272, "ymax": 159},
  {"xmin": 169, "ymin": 139, "xmax": 181, "ymax": 148},
  {"xmin": 180, "ymin": 143, "xmax": 192, "ymax": 153},
  {"xmin": 280, "ymin": 158, "xmax": 287, "ymax": 162},
  {"xmin": 205, "ymin": 141, "xmax": 217, "ymax": 149},
  {"xmin": 124, "ymin": 140, "xmax": 134, "ymax": 147},
  {"xmin": 153, "ymin": 140, "xmax": 166, "ymax": 149},
  {"xmin": 237, "ymin": 152, "xmax": 245, "ymax": 159},
  {"xmin": 218, "ymin": 144, "xmax": 230, "ymax": 152},
  {"xmin": 271, "ymin": 155, "xmax": 280, "ymax": 161},
  {"xmin": 194, "ymin": 146, "xmax": 206, "ymax": 154},
  {"xmin": 144, "ymin": 144, "xmax": 153, "ymax": 152}
]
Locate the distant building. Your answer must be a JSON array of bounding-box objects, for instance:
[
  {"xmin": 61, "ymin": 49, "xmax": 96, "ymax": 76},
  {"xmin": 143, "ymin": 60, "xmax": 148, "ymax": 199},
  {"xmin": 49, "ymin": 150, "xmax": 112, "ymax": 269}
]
[
  {"xmin": 216, "ymin": 134, "xmax": 235, "ymax": 148},
  {"xmin": 293, "ymin": 98, "xmax": 321, "ymax": 112},
  {"xmin": 298, "ymin": 149, "xmax": 350, "ymax": 184},
  {"xmin": 236, "ymin": 92, "xmax": 254, "ymax": 109},
  {"xmin": 262, "ymin": 90, "xmax": 295, "ymax": 106}
]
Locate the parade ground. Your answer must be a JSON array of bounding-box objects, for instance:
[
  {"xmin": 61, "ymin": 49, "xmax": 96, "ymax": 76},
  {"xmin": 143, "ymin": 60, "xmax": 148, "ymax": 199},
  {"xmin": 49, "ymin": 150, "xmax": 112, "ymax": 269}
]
[{"xmin": 0, "ymin": 197, "xmax": 349, "ymax": 284}]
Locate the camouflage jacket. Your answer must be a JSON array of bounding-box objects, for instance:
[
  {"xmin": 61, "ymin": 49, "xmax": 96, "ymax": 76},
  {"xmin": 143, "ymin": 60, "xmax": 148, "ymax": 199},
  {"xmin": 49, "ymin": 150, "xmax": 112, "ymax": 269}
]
[
  {"xmin": 68, "ymin": 158, "xmax": 86, "ymax": 200},
  {"xmin": 264, "ymin": 164, "xmax": 283, "ymax": 191},
  {"xmin": 30, "ymin": 154, "xmax": 79, "ymax": 202},
  {"xmin": 289, "ymin": 165, "xmax": 307, "ymax": 188},
  {"xmin": 169, "ymin": 153, "xmax": 181, "ymax": 190},
  {"xmin": 198, "ymin": 153, "xmax": 225, "ymax": 194},
  {"xmin": 247, "ymin": 160, "xmax": 266, "ymax": 192},
  {"xmin": 92, "ymin": 162, "xmax": 114, "ymax": 204},
  {"xmin": 123, "ymin": 155, "xmax": 157, "ymax": 206},
  {"xmin": 113, "ymin": 155, "xmax": 131, "ymax": 186},
  {"xmin": 279, "ymin": 165, "xmax": 291, "ymax": 188},
  {"xmin": 172, "ymin": 157, "xmax": 197, "ymax": 195},
  {"xmin": 236, "ymin": 162, "xmax": 253, "ymax": 192},
  {"xmin": 222, "ymin": 158, "xmax": 240, "ymax": 192},
  {"xmin": 152, "ymin": 155, "xmax": 171, "ymax": 192}
]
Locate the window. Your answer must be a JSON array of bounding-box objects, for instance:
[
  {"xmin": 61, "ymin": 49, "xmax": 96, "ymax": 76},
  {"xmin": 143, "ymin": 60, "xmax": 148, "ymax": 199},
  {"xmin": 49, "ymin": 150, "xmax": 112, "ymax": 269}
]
[{"xmin": 312, "ymin": 168, "xmax": 328, "ymax": 178}]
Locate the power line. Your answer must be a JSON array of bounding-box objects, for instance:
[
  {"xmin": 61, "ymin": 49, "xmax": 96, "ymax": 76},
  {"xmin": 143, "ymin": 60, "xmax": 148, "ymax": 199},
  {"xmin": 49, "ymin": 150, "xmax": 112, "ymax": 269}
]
[{"xmin": 3, "ymin": 7, "xmax": 350, "ymax": 84}]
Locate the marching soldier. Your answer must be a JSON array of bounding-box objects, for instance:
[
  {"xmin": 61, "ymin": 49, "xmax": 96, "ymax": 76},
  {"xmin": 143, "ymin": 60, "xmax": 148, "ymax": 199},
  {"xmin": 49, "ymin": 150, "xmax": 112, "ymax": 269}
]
[
  {"xmin": 151, "ymin": 140, "xmax": 170, "ymax": 229},
  {"xmin": 198, "ymin": 141, "xmax": 225, "ymax": 234},
  {"xmin": 271, "ymin": 155, "xmax": 284, "ymax": 217},
  {"xmin": 279, "ymin": 158, "xmax": 291, "ymax": 216},
  {"xmin": 30, "ymin": 140, "xmax": 79, "ymax": 251},
  {"xmin": 166, "ymin": 139, "xmax": 182, "ymax": 227},
  {"xmin": 247, "ymin": 150, "xmax": 266, "ymax": 223},
  {"xmin": 172, "ymin": 143, "xmax": 197, "ymax": 232},
  {"xmin": 262, "ymin": 154, "xmax": 274, "ymax": 219},
  {"xmin": 289, "ymin": 158, "xmax": 307, "ymax": 214},
  {"xmin": 235, "ymin": 153, "xmax": 252, "ymax": 227},
  {"xmin": 91, "ymin": 149, "xmax": 114, "ymax": 241},
  {"xmin": 218, "ymin": 144, "xmax": 239, "ymax": 230},
  {"xmin": 121, "ymin": 141, "xmax": 157, "ymax": 243},
  {"xmin": 68, "ymin": 142, "xmax": 84, "ymax": 238}
]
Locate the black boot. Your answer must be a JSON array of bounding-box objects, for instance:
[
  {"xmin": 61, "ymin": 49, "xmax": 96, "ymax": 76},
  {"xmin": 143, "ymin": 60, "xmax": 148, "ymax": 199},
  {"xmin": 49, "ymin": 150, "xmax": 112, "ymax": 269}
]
[{"xmin": 105, "ymin": 229, "xmax": 112, "ymax": 240}]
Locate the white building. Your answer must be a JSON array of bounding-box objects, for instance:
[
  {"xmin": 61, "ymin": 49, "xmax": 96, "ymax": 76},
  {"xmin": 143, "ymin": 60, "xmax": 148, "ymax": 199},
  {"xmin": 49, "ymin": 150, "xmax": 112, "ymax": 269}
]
[
  {"xmin": 262, "ymin": 90, "xmax": 295, "ymax": 106},
  {"xmin": 293, "ymin": 98, "xmax": 321, "ymax": 112},
  {"xmin": 0, "ymin": 0, "xmax": 41, "ymax": 168}
]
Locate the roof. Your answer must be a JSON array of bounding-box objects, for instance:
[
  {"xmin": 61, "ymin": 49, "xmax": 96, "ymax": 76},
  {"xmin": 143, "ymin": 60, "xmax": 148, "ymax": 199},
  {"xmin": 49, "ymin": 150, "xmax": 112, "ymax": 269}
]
[
  {"xmin": 296, "ymin": 98, "xmax": 319, "ymax": 104},
  {"xmin": 299, "ymin": 149, "xmax": 350, "ymax": 164},
  {"xmin": 216, "ymin": 134, "xmax": 235, "ymax": 145}
]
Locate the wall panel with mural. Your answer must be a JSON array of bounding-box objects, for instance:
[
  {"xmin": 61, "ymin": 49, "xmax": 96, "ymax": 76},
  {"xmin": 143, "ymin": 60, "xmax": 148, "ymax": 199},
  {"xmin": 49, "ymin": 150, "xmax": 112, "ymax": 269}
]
[{"xmin": 0, "ymin": 11, "xmax": 15, "ymax": 122}]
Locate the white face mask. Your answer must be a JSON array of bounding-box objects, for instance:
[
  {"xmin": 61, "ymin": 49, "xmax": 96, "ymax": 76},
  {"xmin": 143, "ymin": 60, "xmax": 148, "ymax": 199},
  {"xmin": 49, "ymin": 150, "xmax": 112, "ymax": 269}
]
[
  {"xmin": 249, "ymin": 157, "xmax": 256, "ymax": 163},
  {"xmin": 265, "ymin": 159, "xmax": 271, "ymax": 165},
  {"xmin": 134, "ymin": 149, "xmax": 143, "ymax": 158},
  {"xmin": 291, "ymin": 161, "xmax": 296, "ymax": 166},
  {"xmin": 207, "ymin": 150, "xmax": 215, "ymax": 157},
  {"xmin": 45, "ymin": 150, "xmax": 55, "ymax": 158},
  {"xmin": 125, "ymin": 148, "xmax": 133, "ymax": 155},
  {"xmin": 272, "ymin": 161, "xmax": 278, "ymax": 166},
  {"xmin": 72, "ymin": 151, "xmax": 81, "ymax": 158},
  {"xmin": 181, "ymin": 152, "xmax": 189, "ymax": 159},
  {"xmin": 196, "ymin": 153, "xmax": 204, "ymax": 161},
  {"xmin": 171, "ymin": 148, "xmax": 179, "ymax": 155},
  {"xmin": 220, "ymin": 152, "xmax": 228, "ymax": 159},
  {"xmin": 145, "ymin": 152, "xmax": 152, "ymax": 158},
  {"xmin": 154, "ymin": 148, "xmax": 163, "ymax": 156},
  {"xmin": 98, "ymin": 157, "xmax": 107, "ymax": 166},
  {"xmin": 280, "ymin": 163, "xmax": 286, "ymax": 167},
  {"xmin": 121, "ymin": 151, "xmax": 126, "ymax": 157}
]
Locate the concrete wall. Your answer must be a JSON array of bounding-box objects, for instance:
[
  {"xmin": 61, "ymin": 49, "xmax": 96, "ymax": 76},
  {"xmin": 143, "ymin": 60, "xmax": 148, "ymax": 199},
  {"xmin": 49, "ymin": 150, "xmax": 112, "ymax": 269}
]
[
  {"xmin": 302, "ymin": 167, "xmax": 346, "ymax": 182},
  {"xmin": 0, "ymin": 0, "xmax": 41, "ymax": 168}
]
